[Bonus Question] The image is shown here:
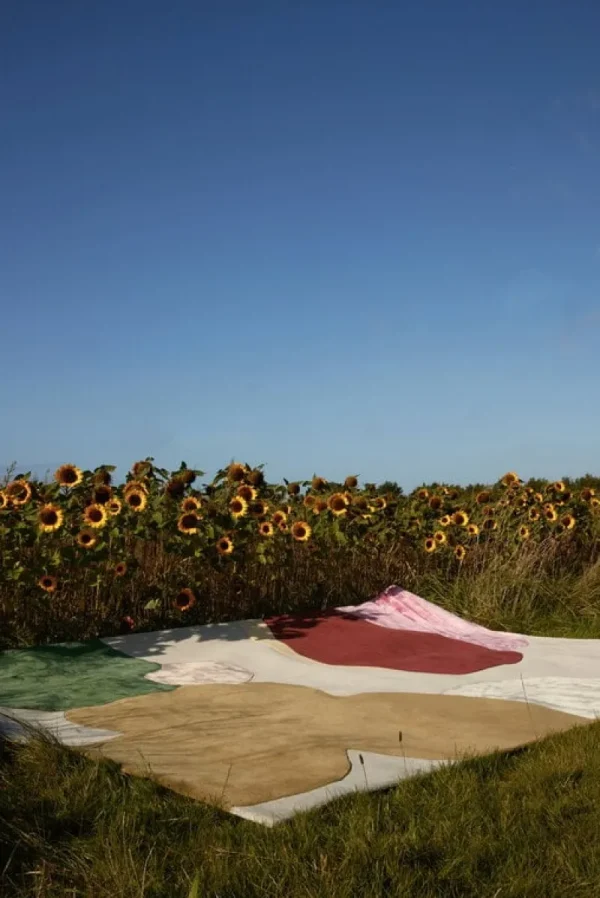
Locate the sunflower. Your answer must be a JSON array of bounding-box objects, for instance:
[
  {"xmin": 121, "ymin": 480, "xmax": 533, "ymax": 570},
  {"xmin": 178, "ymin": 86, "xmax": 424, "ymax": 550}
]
[
  {"xmin": 560, "ymin": 513, "xmax": 576, "ymax": 531},
  {"xmin": 180, "ymin": 469, "xmax": 196, "ymax": 485},
  {"xmin": 165, "ymin": 477, "xmax": 186, "ymax": 498},
  {"xmin": 237, "ymin": 484, "xmax": 257, "ymax": 503},
  {"xmin": 467, "ymin": 523, "xmax": 479, "ymax": 536},
  {"xmin": 229, "ymin": 496, "xmax": 249, "ymax": 519},
  {"xmin": 259, "ymin": 521, "xmax": 274, "ymax": 538},
  {"xmin": 38, "ymin": 574, "xmax": 57, "ymax": 593},
  {"xmin": 344, "ymin": 475, "xmax": 358, "ymax": 489},
  {"xmin": 124, "ymin": 479, "xmax": 149, "ymax": 496},
  {"xmin": 216, "ymin": 536, "xmax": 234, "ymax": 556},
  {"xmin": 38, "ymin": 503, "xmax": 64, "ymax": 533},
  {"xmin": 249, "ymin": 499, "xmax": 268, "ymax": 518},
  {"xmin": 278, "ymin": 520, "xmax": 289, "ymax": 532},
  {"xmin": 83, "ymin": 503, "xmax": 108, "ymax": 528},
  {"xmin": 313, "ymin": 499, "xmax": 328, "ymax": 514},
  {"xmin": 93, "ymin": 484, "xmax": 112, "ymax": 505},
  {"xmin": 544, "ymin": 506, "xmax": 558, "ymax": 522},
  {"xmin": 131, "ymin": 460, "xmax": 153, "ymax": 478},
  {"xmin": 428, "ymin": 495, "xmax": 443, "ymax": 511},
  {"xmin": 291, "ymin": 521, "xmax": 311, "ymax": 542},
  {"xmin": 114, "ymin": 561, "xmax": 128, "ymax": 577},
  {"xmin": 181, "ymin": 496, "xmax": 202, "ymax": 513},
  {"xmin": 125, "ymin": 489, "xmax": 148, "ymax": 512},
  {"xmin": 580, "ymin": 488, "xmax": 595, "ymax": 502},
  {"xmin": 454, "ymin": 545, "xmax": 467, "ymax": 561},
  {"xmin": 272, "ymin": 510, "xmax": 287, "ymax": 526},
  {"xmin": 433, "ymin": 530, "xmax": 446, "ymax": 545},
  {"xmin": 173, "ymin": 587, "xmax": 196, "ymax": 611},
  {"xmin": 6, "ymin": 479, "xmax": 33, "ymax": 506},
  {"xmin": 439, "ymin": 515, "xmax": 451, "ymax": 527},
  {"xmin": 76, "ymin": 528, "xmax": 97, "ymax": 549},
  {"xmin": 501, "ymin": 472, "xmax": 520, "ymax": 487},
  {"xmin": 227, "ymin": 463, "xmax": 247, "ymax": 483},
  {"xmin": 177, "ymin": 512, "xmax": 200, "ymax": 534},
  {"xmin": 328, "ymin": 493, "xmax": 349, "ymax": 515},
  {"xmin": 372, "ymin": 496, "xmax": 387, "ymax": 511},
  {"xmin": 552, "ymin": 481, "xmax": 566, "ymax": 493},
  {"xmin": 417, "ymin": 489, "xmax": 429, "ymax": 500},
  {"xmin": 94, "ymin": 469, "xmax": 112, "ymax": 486},
  {"xmin": 287, "ymin": 482, "xmax": 301, "ymax": 496},
  {"xmin": 107, "ymin": 497, "xmax": 122, "ymax": 516},
  {"xmin": 54, "ymin": 464, "xmax": 83, "ymax": 488},
  {"xmin": 482, "ymin": 518, "xmax": 497, "ymax": 531},
  {"xmin": 475, "ymin": 491, "xmax": 491, "ymax": 504},
  {"xmin": 452, "ymin": 510, "xmax": 469, "ymax": 527},
  {"xmin": 424, "ymin": 537, "xmax": 436, "ymax": 553},
  {"xmin": 518, "ymin": 526, "xmax": 530, "ymax": 540},
  {"xmin": 528, "ymin": 508, "xmax": 540, "ymax": 522},
  {"xmin": 311, "ymin": 476, "xmax": 328, "ymax": 491},
  {"xmin": 303, "ymin": 494, "xmax": 316, "ymax": 509},
  {"xmin": 590, "ymin": 497, "xmax": 600, "ymax": 511},
  {"xmin": 447, "ymin": 488, "xmax": 459, "ymax": 500},
  {"xmin": 534, "ymin": 492, "xmax": 544, "ymax": 503},
  {"xmin": 353, "ymin": 496, "xmax": 369, "ymax": 511},
  {"xmin": 482, "ymin": 505, "xmax": 495, "ymax": 517},
  {"xmin": 248, "ymin": 469, "xmax": 265, "ymax": 487}
]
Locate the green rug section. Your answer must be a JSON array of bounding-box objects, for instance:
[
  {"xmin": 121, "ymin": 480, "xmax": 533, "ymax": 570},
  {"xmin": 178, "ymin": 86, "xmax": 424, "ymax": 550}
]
[{"xmin": 0, "ymin": 640, "xmax": 175, "ymax": 711}]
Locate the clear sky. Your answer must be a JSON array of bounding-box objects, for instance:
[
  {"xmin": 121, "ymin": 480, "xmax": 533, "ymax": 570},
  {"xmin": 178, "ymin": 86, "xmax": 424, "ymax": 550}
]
[{"xmin": 1, "ymin": 0, "xmax": 599, "ymax": 490}]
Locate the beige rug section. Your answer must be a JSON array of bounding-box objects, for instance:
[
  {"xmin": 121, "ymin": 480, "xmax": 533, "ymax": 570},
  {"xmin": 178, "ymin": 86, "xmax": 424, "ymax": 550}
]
[{"xmin": 67, "ymin": 683, "xmax": 588, "ymax": 808}]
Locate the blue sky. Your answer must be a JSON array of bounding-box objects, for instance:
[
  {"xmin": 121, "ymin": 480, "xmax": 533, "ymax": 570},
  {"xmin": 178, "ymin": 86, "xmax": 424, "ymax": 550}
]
[{"xmin": 1, "ymin": 0, "xmax": 599, "ymax": 489}]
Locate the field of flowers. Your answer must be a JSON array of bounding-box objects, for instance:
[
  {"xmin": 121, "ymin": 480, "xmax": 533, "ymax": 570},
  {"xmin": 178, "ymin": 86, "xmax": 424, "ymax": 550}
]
[{"xmin": 1, "ymin": 458, "xmax": 599, "ymax": 648}]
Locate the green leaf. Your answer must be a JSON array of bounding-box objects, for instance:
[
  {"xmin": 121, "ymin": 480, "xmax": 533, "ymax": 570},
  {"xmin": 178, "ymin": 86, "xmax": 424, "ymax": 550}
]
[{"xmin": 144, "ymin": 599, "xmax": 161, "ymax": 611}]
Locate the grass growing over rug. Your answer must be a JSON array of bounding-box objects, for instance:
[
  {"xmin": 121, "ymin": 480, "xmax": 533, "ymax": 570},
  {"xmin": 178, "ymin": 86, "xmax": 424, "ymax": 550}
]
[{"xmin": 1, "ymin": 716, "xmax": 600, "ymax": 897}]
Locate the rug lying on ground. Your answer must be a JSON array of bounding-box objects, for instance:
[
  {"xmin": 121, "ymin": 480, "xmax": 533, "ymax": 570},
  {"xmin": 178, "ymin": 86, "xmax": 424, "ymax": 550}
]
[{"xmin": 1, "ymin": 586, "xmax": 599, "ymax": 825}]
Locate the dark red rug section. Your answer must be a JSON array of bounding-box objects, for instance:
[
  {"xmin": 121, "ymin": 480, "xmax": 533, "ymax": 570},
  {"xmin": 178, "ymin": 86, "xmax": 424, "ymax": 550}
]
[{"xmin": 263, "ymin": 610, "xmax": 523, "ymax": 674}]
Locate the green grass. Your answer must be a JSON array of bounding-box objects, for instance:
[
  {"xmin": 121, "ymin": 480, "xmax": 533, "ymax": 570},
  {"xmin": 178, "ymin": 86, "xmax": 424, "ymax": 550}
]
[{"xmin": 1, "ymin": 711, "xmax": 600, "ymax": 897}]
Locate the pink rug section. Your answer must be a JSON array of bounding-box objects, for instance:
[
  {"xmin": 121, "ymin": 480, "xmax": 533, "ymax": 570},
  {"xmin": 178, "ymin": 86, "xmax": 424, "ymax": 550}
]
[{"xmin": 336, "ymin": 586, "xmax": 529, "ymax": 653}]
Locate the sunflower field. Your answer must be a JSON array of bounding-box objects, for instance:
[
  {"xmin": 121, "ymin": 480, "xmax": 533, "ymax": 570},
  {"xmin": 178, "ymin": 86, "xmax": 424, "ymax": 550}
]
[{"xmin": 1, "ymin": 459, "xmax": 600, "ymax": 648}]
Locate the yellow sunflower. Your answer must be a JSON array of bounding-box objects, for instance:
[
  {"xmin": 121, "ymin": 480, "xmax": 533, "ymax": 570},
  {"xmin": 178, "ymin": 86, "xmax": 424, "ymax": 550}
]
[
  {"xmin": 518, "ymin": 525, "xmax": 530, "ymax": 540},
  {"xmin": 544, "ymin": 506, "xmax": 558, "ymax": 522},
  {"xmin": 93, "ymin": 484, "xmax": 112, "ymax": 505},
  {"xmin": 501, "ymin": 472, "xmax": 520, "ymax": 487},
  {"xmin": 6, "ymin": 479, "xmax": 33, "ymax": 506},
  {"xmin": 229, "ymin": 496, "xmax": 248, "ymax": 519},
  {"xmin": 54, "ymin": 464, "xmax": 83, "ymax": 488},
  {"xmin": 454, "ymin": 545, "xmax": 467, "ymax": 561},
  {"xmin": 371, "ymin": 496, "xmax": 387, "ymax": 511},
  {"xmin": 452, "ymin": 510, "xmax": 469, "ymax": 527},
  {"xmin": 560, "ymin": 514, "xmax": 576, "ymax": 531},
  {"xmin": 417, "ymin": 489, "xmax": 430, "ymax": 500},
  {"xmin": 236, "ymin": 484, "xmax": 257, "ymax": 503},
  {"xmin": 433, "ymin": 530, "xmax": 446, "ymax": 545},
  {"xmin": 173, "ymin": 587, "xmax": 196, "ymax": 611},
  {"xmin": 528, "ymin": 508, "xmax": 540, "ymax": 521},
  {"xmin": 467, "ymin": 523, "xmax": 479, "ymax": 536},
  {"xmin": 38, "ymin": 574, "xmax": 58, "ymax": 593},
  {"xmin": 328, "ymin": 493, "xmax": 349, "ymax": 515},
  {"xmin": 580, "ymin": 488, "xmax": 595, "ymax": 502},
  {"xmin": 278, "ymin": 520, "xmax": 289, "ymax": 532},
  {"xmin": 439, "ymin": 515, "xmax": 452, "ymax": 527},
  {"xmin": 177, "ymin": 513, "xmax": 200, "ymax": 534},
  {"xmin": 482, "ymin": 518, "xmax": 497, "ymax": 531},
  {"xmin": 76, "ymin": 528, "xmax": 97, "ymax": 549},
  {"xmin": 124, "ymin": 488, "xmax": 148, "ymax": 512},
  {"xmin": 37, "ymin": 503, "xmax": 64, "ymax": 533},
  {"xmin": 272, "ymin": 510, "xmax": 287, "ymax": 526},
  {"xmin": 475, "ymin": 490, "xmax": 490, "ymax": 504},
  {"xmin": 313, "ymin": 499, "xmax": 329, "ymax": 514},
  {"xmin": 553, "ymin": 481, "xmax": 566, "ymax": 493},
  {"xmin": 249, "ymin": 499, "xmax": 269, "ymax": 518},
  {"xmin": 428, "ymin": 495, "xmax": 443, "ymax": 510},
  {"xmin": 216, "ymin": 536, "xmax": 234, "ymax": 556},
  {"xmin": 227, "ymin": 462, "xmax": 247, "ymax": 483},
  {"xmin": 591, "ymin": 497, "xmax": 600, "ymax": 511},
  {"xmin": 181, "ymin": 496, "xmax": 202, "ymax": 513},
  {"xmin": 124, "ymin": 479, "xmax": 149, "ymax": 496},
  {"xmin": 83, "ymin": 503, "xmax": 108, "ymax": 528},
  {"xmin": 107, "ymin": 497, "xmax": 122, "ymax": 516},
  {"xmin": 291, "ymin": 521, "xmax": 312, "ymax": 542},
  {"xmin": 424, "ymin": 537, "xmax": 437, "ymax": 553},
  {"xmin": 258, "ymin": 521, "xmax": 275, "ymax": 538}
]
